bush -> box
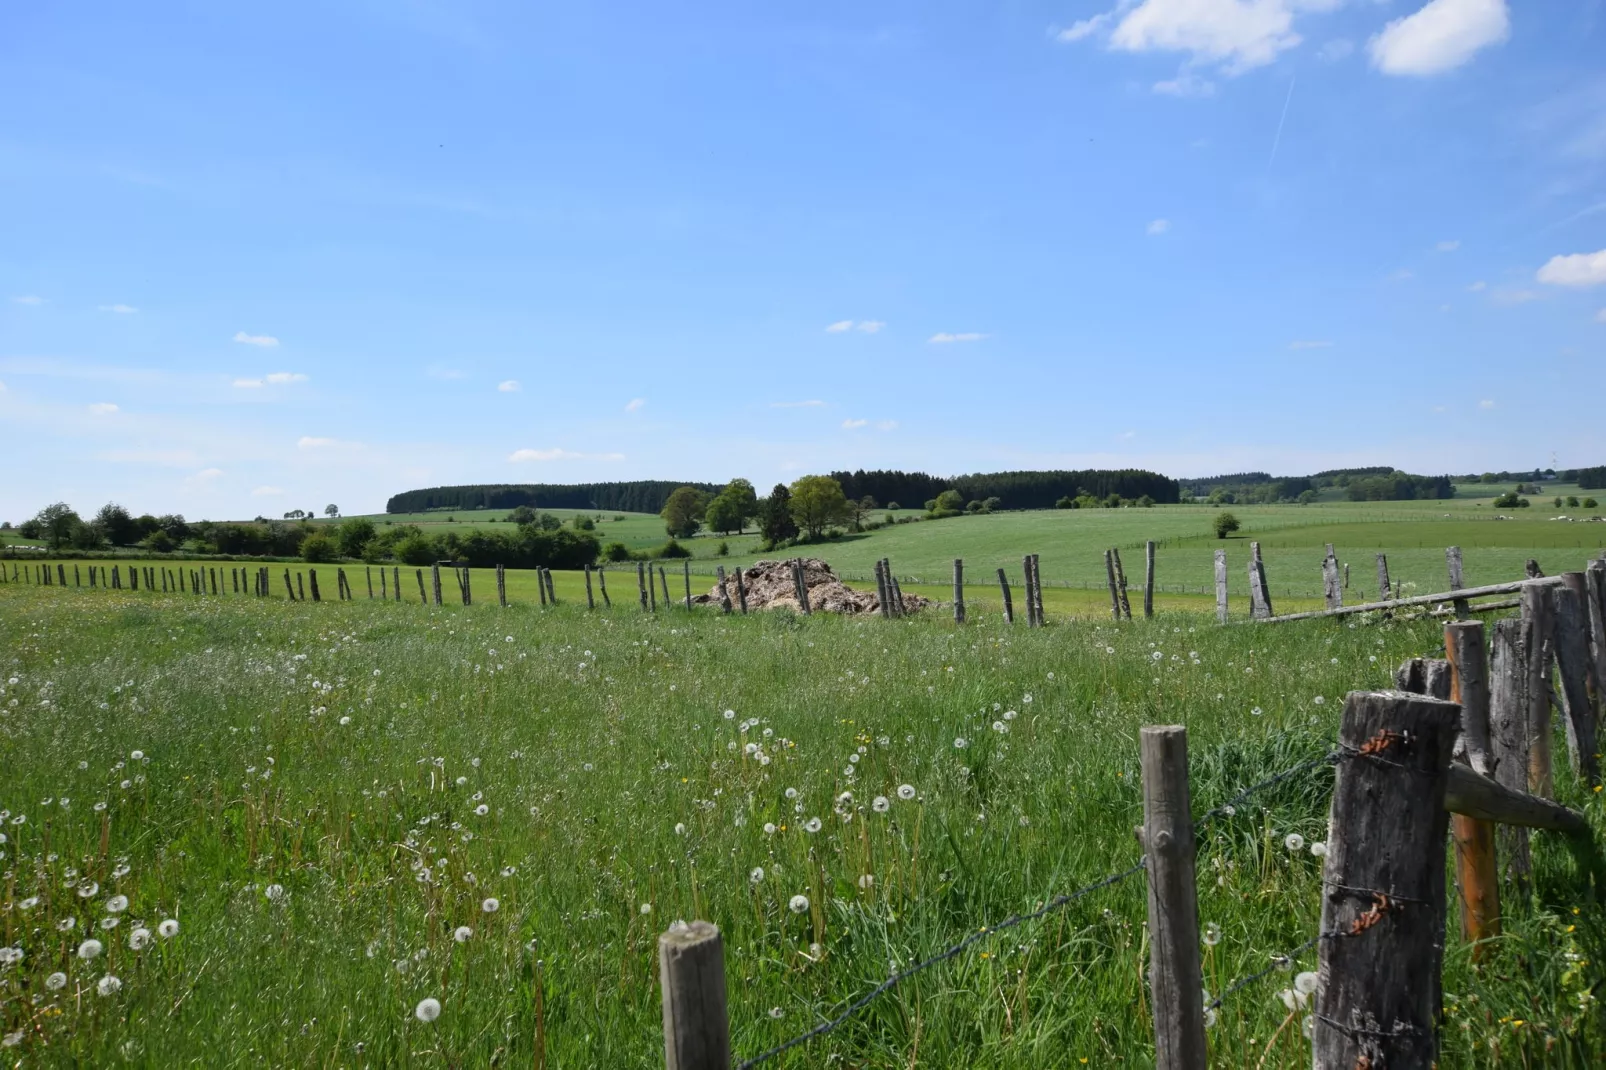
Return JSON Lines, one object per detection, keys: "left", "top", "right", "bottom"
{"left": 1492, "top": 492, "right": 1531, "bottom": 509}
{"left": 141, "top": 530, "right": 174, "bottom": 553}
{"left": 885, "top": 502, "right": 900, "bottom": 511}
{"left": 1056, "top": 496, "right": 1076, "bottom": 509}
{"left": 395, "top": 533, "right": 436, "bottom": 565}
{"left": 300, "top": 532, "right": 339, "bottom": 563}
{"left": 657, "top": 539, "right": 692, "bottom": 559}
{"left": 1213, "top": 512, "right": 1241, "bottom": 539}
{"left": 1566, "top": 496, "right": 1579, "bottom": 508}
{"left": 1584, "top": 498, "right": 1598, "bottom": 509}
{"left": 604, "top": 541, "right": 633, "bottom": 562}
{"left": 573, "top": 515, "right": 595, "bottom": 531}
{"left": 716, "top": 541, "right": 729, "bottom": 556}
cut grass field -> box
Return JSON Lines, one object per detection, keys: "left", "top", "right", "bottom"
{"left": 1, "top": 580, "right": 1603, "bottom": 1066}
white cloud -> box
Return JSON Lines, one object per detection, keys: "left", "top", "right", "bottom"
{"left": 234, "top": 331, "right": 279, "bottom": 347}
{"left": 1488, "top": 288, "right": 1541, "bottom": 306}
{"left": 251, "top": 485, "right": 285, "bottom": 496}
{"left": 1289, "top": 340, "right": 1334, "bottom": 350}
{"left": 99, "top": 449, "right": 198, "bottom": 466}
{"left": 1147, "top": 218, "right": 1171, "bottom": 235}
{"left": 1435, "top": 240, "right": 1460, "bottom": 252}
{"left": 771, "top": 399, "right": 826, "bottom": 408}
{"left": 856, "top": 320, "right": 886, "bottom": 334}
{"left": 1537, "top": 249, "right": 1606, "bottom": 287}
{"left": 1387, "top": 268, "right": 1415, "bottom": 282}
{"left": 89, "top": 402, "right": 119, "bottom": 414}
{"left": 929, "top": 332, "right": 987, "bottom": 343}
{"left": 98, "top": 304, "right": 138, "bottom": 314}
{"left": 842, "top": 418, "right": 869, "bottom": 429}
{"left": 1369, "top": 0, "right": 1509, "bottom": 77}
{"left": 11, "top": 295, "right": 43, "bottom": 306}
{"left": 1479, "top": 399, "right": 1496, "bottom": 409}
{"left": 297, "top": 436, "right": 341, "bottom": 449}
{"left": 624, "top": 397, "right": 646, "bottom": 412}
{"left": 233, "top": 378, "right": 264, "bottom": 388}
{"left": 1467, "top": 280, "right": 1486, "bottom": 291}
{"left": 497, "top": 379, "right": 521, "bottom": 392}
{"left": 508, "top": 447, "right": 625, "bottom": 462}
{"left": 1108, "top": 0, "right": 1310, "bottom": 74}
{"left": 824, "top": 320, "right": 854, "bottom": 333}
{"left": 876, "top": 420, "right": 898, "bottom": 431}
{"left": 425, "top": 364, "right": 465, "bottom": 380}
{"left": 185, "top": 467, "right": 225, "bottom": 486}
{"left": 1056, "top": 11, "right": 1115, "bottom": 42}
{"left": 826, "top": 320, "right": 885, "bottom": 333}
{"left": 265, "top": 371, "right": 308, "bottom": 384}
{"left": 1317, "top": 38, "right": 1353, "bottom": 62}
{"left": 1153, "top": 73, "right": 1216, "bottom": 97}
{"left": 0, "top": 379, "right": 6, "bottom": 391}
{"left": 1596, "top": 308, "right": 1606, "bottom": 323}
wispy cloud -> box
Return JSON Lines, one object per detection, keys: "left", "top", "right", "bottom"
{"left": 929, "top": 332, "right": 987, "bottom": 344}
{"left": 233, "top": 378, "right": 264, "bottom": 389}
{"left": 771, "top": 400, "right": 826, "bottom": 408}
{"left": 508, "top": 447, "right": 625, "bottom": 462}
{"left": 234, "top": 331, "right": 279, "bottom": 347}
{"left": 89, "top": 402, "right": 119, "bottom": 414}
{"left": 251, "top": 485, "right": 285, "bottom": 496}
{"left": 297, "top": 435, "right": 359, "bottom": 450}
{"left": 825, "top": 320, "right": 854, "bottom": 333}
{"left": 1057, "top": 0, "right": 1313, "bottom": 83}
{"left": 624, "top": 398, "right": 646, "bottom": 412}
{"left": 265, "top": 371, "right": 307, "bottom": 384}
{"left": 98, "top": 449, "right": 199, "bottom": 466}
{"left": 1537, "top": 249, "right": 1606, "bottom": 287}
{"left": 1489, "top": 288, "right": 1542, "bottom": 306}
{"left": 10, "top": 295, "right": 44, "bottom": 306}
{"left": 1288, "top": 340, "right": 1334, "bottom": 350}
{"left": 497, "top": 379, "right": 521, "bottom": 393}
{"left": 185, "top": 467, "right": 225, "bottom": 487}
{"left": 1467, "top": 280, "right": 1486, "bottom": 292}
{"left": 875, "top": 419, "right": 899, "bottom": 431}
{"left": 1435, "top": 240, "right": 1460, "bottom": 252}
{"left": 98, "top": 303, "right": 138, "bottom": 314}
{"left": 1479, "top": 399, "right": 1496, "bottom": 409}
{"left": 1370, "top": 0, "right": 1510, "bottom": 77}
{"left": 856, "top": 320, "right": 886, "bottom": 334}
{"left": 1596, "top": 308, "right": 1606, "bottom": 323}
{"left": 1153, "top": 73, "right": 1215, "bottom": 97}
{"left": 425, "top": 364, "right": 465, "bottom": 380}
{"left": 826, "top": 320, "right": 886, "bottom": 333}
{"left": 842, "top": 418, "right": 868, "bottom": 429}
{"left": 1146, "top": 218, "right": 1171, "bottom": 235}
{"left": 1387, "top": 268, "right": 1415, "bottom": 282}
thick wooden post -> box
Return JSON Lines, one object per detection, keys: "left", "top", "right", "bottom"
{"left": 1552, "top": 585, "right": 1599, "bottom": 784}
{"left": 1143, "top": 540, "right": 1156, "bottom": 619}
{"left": 1321, "top": 544, "right": 1342, "bottom": 610}
{"left": 393, "top": 566, "right": 401, "bottom": 602}
{"left": 732, "top": 564, "right": 746, "bottom": 614}
{"left": 538, "top": 567, "right": 549, "bottom": 605}
{"left": 659, "top": 565, "right": 670, "bottom": 609}
{"left": 795, "top": 560, "right": 811, "bottom": 615}
{"left": 1031, "top": 554, "right": 1045, "bottom": 625}
{"left": 1447, "top": 546, "right": 1469, "bottom": 618}
{"left": 715, "top": 566, "right": 731, "bottom": 613}
{"left": 431, "top": 564, "right": 442, "bottom": 606}
{"left": 416, "top": 569, "right": 427, "bottom": 604}
{"left": 874, "top": 559, "right": 890, "bottom": 617}
{"left": 1444, "top": 621, "right": 1499, "bottom": 955}
{"left": 497, "top": 564, "right": 507, "bottom": 607}
{"left": 1375, "top": 553, "right": 1391, "bottom": 608}
{"left": 584, "top": 565, "right": 596, "bottom": 609}
{"left": 1248, "top": 542, "right": 1272, "bottom": 619}
{"left": 74, "top": 564, "right": 81, "bottom": 588}
{"left": 1313, "top": 691, "right": 1458, "bottom": 1070}
{"left": 461, "top": 564, "right": 472, "bottom": 606}
{"left": 1112, "top": 549, "right": 1132, "bottom": 621}
{"left": 283, "top": 570, "right": 295, "bottom": 600}
{"left": 1104, "top": 550, "right": 1121, "bottom": 621}
{"left": 1213, "top": 549, "right": 1228, "bottom": 624}
{"left": 598, "top": 565, "right": 611, "bottom": 607}
{"left": 1561, "top": 571, "right": 1600, "bottom": 702}
{"left": 952, "top": 558, "right": 965, "bottom": 624}
{"left": 1139, "top": 726, "right": 1207, "bottom": 1070}
{"left": 1520, "top": 583, "right": 1555, "bottom": 796}
{"left": 1489, "top": 618, "right": 1532, "bottom": 881}
{"left": 638, "top": 562, "right": 649, "bottom": 610}
{"left": 997, "top": 567, "right": 1013, "bottom": 624}
{"left": 296, "top": 573, "right": 305, "bottom": 601}
{"left": 309, "top": 570, "right": 321, "bottom": 602}
{"left": 890, "top": 573, "right": 906, "bottom": 616}
{"left": 658, "top": 921, "right": 730, "bottom": 1070}
{"left": 1586, "top": 562, "right": 1606, "bottom": 703}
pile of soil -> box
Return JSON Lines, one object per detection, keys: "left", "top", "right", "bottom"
{"left": 694, "top": 558, "right": 930, "bottom": 614}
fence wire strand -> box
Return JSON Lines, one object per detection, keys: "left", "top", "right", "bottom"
{"left": 736, "top": 746, "right": 1339, "bottom": 1067}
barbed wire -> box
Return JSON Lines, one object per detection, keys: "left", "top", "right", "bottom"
{"left": 738, "top": 746, "right": 1341, "bottom": 1067}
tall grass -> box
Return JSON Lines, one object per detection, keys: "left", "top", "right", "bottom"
{"left": 0, "top": 586, "right": 1600, "bottom": 1066}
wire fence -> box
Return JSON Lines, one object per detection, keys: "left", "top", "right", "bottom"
{"left": 735, "top": 743, "right": 1341, "bottom": 1067}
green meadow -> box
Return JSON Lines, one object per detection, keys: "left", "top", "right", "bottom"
{"left": 1, "top": 572, "right": 1604, "bottom": 1066}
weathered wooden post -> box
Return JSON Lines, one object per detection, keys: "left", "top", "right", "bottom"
{"left": 309, "top": 569, "right": 321, "bottom": 602}
{"left": 952, "top": 558, "right": 965, "bottom": 624}
{"left": 1526, "top": 559, "right": 1544, "bottom": 579}
{"left": 461, "top": 564, "right": 472, "bottom": 606}
{"left": 733, "top": 564, "right": 747, "bottom": 615}
{"left": 683, "top": 560, "right": 692, "bottom": 611}
{"left": 1213, "top": 549, "right": 1228, "bottom": 624}
{"left": 1020, "top": 555, "right": 1036, "bottom": 627}
{"left": 1444, "top": 621, "right": 1499, "bottom": 955}
{"left": 1521, "top": 583, "right": 1554, "bottom": 797}
{"left": 431, "top": 564, "right": 442, "bottom": 606}
{"left": 545, "top": 568, "right": 556, "bottom": 605}
{"left": 715, "top": 566, "right": 732, "bottom": 613}
{"left": 874, "top": 559, "right": 890, "bottom": 617}
{"left": 74, "top": 564, "right": 80, "bottom": 588}
{"left": 597, "top": 565, "right": 611, "bottom": 607}
{"left": 1248, "top": 542, "right": 1272, "bottom": 619}
{"left": 296, "top": 573, "right": 306, "bottom": 601}
{"left": 1144, "top": 540, "right": 1156, "bottom": 619}
{"left": 283, "top": 569, "right": 295, "bottom": 600}
{"left": 1313, "top": 690, "right": 1458, "bottom": 1070}
{"left": 1139, "top": 725, "right": 1207, "bottom": 1070}
{"left": 1560, "top": 571, "right": 1600, "bottom": 702}
{"left": 658, "top": 920, "right": 730, "bottom": 1070}
{"left": 584, "top": 565, "right": 596, "bottom": 609}
{"left": 1104, "top": 550, "right": 1121, "bottom": 621}
{"left": 1032, "top": 554, "right": 1045, "bottom": 625}
{"left": 1343, "top": 562, "right": 1349, "bottom": 589}
{"left": 1113, "top": 549, "right": 1132, "bottom": 621}
{"left": 890, "top": 572, "right": 906, "bottom": 617}
{"left": 1322, "top": 544, "right": 1342, "bottom": 610}
{"left": 416, "top": 569, "right": 427, "bottom": 604}
{"left": 1489, "top": 618, "right": 1532, "bottom": 881}
{"left": 393, "top": 566, "right": 401, "bottom": 602}
{"left": 1447, "top": 546, "right": 1469, "bottom": 618}
{"left": 1587, "top": 561, "right": 1606, "bottom": 698}
{"left": 795, "top": 560, "right": 811, "bottom": 615}
{"left": 497, "top": 564, "right": 507, "bottom": 607}
{"left": 1552, "top": 585, "right": 1599, "bottom": 784}
{"left": 538, "top": 567, "right": 549, "bottom": 606}
{"left": 367, "top": 567, "right": 374, "bottom": 599}
{"left": 659, "top": 565, "right": 670, "bottom": 609}
{"left": 997, "top": 567, "right": 1013, "bottom": 624}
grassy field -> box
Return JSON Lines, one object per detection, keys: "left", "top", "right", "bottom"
{"left": 1, "top": 580, "right": 1602, "bottom": 1066}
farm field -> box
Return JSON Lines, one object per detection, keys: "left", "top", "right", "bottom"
{"left": 1, "top": 581, "right": 1603, "bottom": 1066}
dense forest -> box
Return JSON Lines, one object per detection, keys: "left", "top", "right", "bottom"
{"left": 831, "top": 469, "right": 1181, "bottom": 509}
{"left": 385, "top": 482, "right": 720, "bottom": 515}
{"left": 1184, "top": 467, "right": 1454, "bottom": 504}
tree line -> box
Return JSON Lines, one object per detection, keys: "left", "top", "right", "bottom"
{"left": 385, "top": 481, "right": 721, "bottom": 515}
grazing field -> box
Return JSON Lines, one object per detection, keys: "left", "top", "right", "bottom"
{"left": 1, "top": 582, "right": 1602, "bottom": 1066}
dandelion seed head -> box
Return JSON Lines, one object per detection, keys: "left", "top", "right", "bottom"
{"left": 414, "top": 997, "right": 441, "bottom": 1023}
{"left": 788, "top": 894, "right": 810, "bottom": 914}
{"left": 97, "top": 975, "right": 122, "bottom": 997}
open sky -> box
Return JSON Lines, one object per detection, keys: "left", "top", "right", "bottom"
{"left": 3, "top": 0, "right": 1604, "bottom": 520}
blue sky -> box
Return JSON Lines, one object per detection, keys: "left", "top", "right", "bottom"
{"left": 3, "top": 0, "right": 1604, "bottom": 520}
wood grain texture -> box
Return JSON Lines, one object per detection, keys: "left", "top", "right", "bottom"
{"left": 658, "top": 921, "right": 731, "bottom": 1070}
{"left": 1140, "top": 726, "right": 1207, "bottom": 1070}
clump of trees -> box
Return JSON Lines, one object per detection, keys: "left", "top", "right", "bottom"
{"left": 704, "top": 479, "right": 757, "bottom": 535}
{"left": 1213, "top": 512, "right": 1241, "bottom": 539}
{"left": 1491, "top": 491, "right": 1531, "bottom": 509}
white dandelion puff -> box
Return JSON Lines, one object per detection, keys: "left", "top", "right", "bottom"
{"left": 639, "top": 903, "right": 652, "bottom": 914}
{"left": 481, "top": 897, "right": 499, "bottom": 913}
{"left": 1294, "top": 971, "right": 1319, "bottom": 996}
{"left": 749, "top": 867, "right": 765, "bottom": 883}
{"left": 897, "top": 784, "right": 916, "bottom": 801}
{"left": 872, "top": 796, "right": 890, "bottom": 813}
{"left": 78, "top": 939, "right": 103, "bottom": 960}
{"left": 1284, "top": 833, "right": 1305, "bottom": 853}
{"left": 264, "top": 884, "right": 285, "bottom": 902}
{"left": 45, "top": 971, "right": 67, "bottom": 990}
{"left": 128, "top": 927, "right": 151, "bottom": 951}
{"left": 414, "top": 997, "right": 441, "bottom": 1023}
{"left": 803, "top": 817, "right": 822, "bottom": 833}
{"left": 105, "top": 894, "right": 128, "bottom": 913}
{"left": 1310, "top": 841, "right": 1328, "bottom": 858}
{"left": 788, "top": 894, "right": 810, "bottom": 914}
{"left": 158, "top": 919, "right": 179, "bottom": 938}
{"left": 97, "top": 974, "right": 122, "bottom": 996}
{"left": 453, "top": 926, "right": 472, "bottom": 943}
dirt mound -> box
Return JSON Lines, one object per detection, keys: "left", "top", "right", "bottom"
{"left": 695, "top": 558, "right": 930, "bottom": 614}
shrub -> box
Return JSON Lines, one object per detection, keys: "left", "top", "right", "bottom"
{"left": 572, "top": 515, "right": 595, "bottom": 531}
{"left": 141, "top": 530, "right": 175, "bottom": 553}
{"left": 300, "top": 532, "right": 339, "bottom": 563}
{"left": 1566, "top": 496, "right": 1579, "bottom": 508}
{"left": 1056, "top": 496, "right": 1076, "bottom": 509}
{"left": 604, "top": 541, "right": 632, "bottom": 562}
{"left": 885, "top": 501, "right": 900, "bottom": 511}
{"left": 716, "top": 541, "right": 729, "bottom": 556}
{"left": 1213, "top": 512, "right": 1241, "bottom": 539}
{"left": 1583, "top": 497, "right": 1598, "bottom": 509}
{"left": 395, "top": 533, "right": 436, "bottom": 565}
{"left": 657, "top": 539, "right": 692, "bottom": 559}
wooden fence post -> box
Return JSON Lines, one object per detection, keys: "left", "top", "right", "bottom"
{"left": 309, "top": 570, "right": 321, "bottom": 602}
{"left": 416, "top": 569, "right": 427, "bottom": 605}
{"left": 795, "top": 560, "right": 811, "bottom": 615}
{"left": 598, "top": 565, "right": 611, "bottom": 607}
{"left": 874, "top": 559, "right": 890, "bottom": 617}
{"left": 461, "top": 564, "right": 472, "bottom": 606}
{"left": 1552, "top": 585, "right": 1599, "bottom": 784}
{"left": 733, "top": 564, "right": 747, "bottom": 615}
{"left": 1489, "top": 618, "right": 1532, "bottom": 881}
{"left": 1144, "top": 540, "right": 1156, "bottom": 619}
{"left": 393, "top": 566, "right": 401, "bottom": 602}
{"left": 1375, "top": 553, "right": 1392, "bottom": 612}
{"left": 659, "top": 566, "right": 670, "bottom": 610}
{"left": 952, "top": 558, "right": 965, "bottom": 624}
{"left": 890, "top": 572, "right": 906, "bottom": 617}
{"left": 684, "top": 560, "right": 692, "bottom": 611}
{"left": 638, "top": 562, "right": 649, "bottom": 610}
{"left": 1139, "top": 725, "right": 1207, "bottom": 1070}
{"left": 997, "top": 567, "right": 1013, "bottom": 624}
{"left": 431, "top": 564, "right": 442, "bottom": 606}
{"left": 1213, "top": 549, "right": 1228, "bottom": 624}
{"left": 1587, "top": 562, "right": 1606, "bottom": 700}
{"left": 1020, "top": 555, "right": 1035, "bottom": 627}
{"left": 283, "top": 570, "right": 295, "bottom": 600}
{"left": 1113, "top": 549, "right": 1132, "bottom": 621}
{"left": 715, "top": 566, "right": 732, "bottom": 613}
{"left": 1248, "top": 542, "right": 1272, "bottom": 620}
{"left": 296, "top": 573, "right": 306, "bottom": 601}
{"left": 585, "top": 565, "right": 596, "bottom": 609}
{"left": 538, "top": 567, "right": 549, "bottom": 606}
{"left": 1313, "top": 690, "right": 1458, "bottom": 1070}
{"left": 1104, "top": 550, "right": 1121, "bottom": 621}
{"left": 1322, "top": 544, "right": 1342, "bottom": 610}
{"left": 497, "top": 564, "right": 507, "bottom": 607}
{"left": 1561, "top": 571, "right": 1600, "bottom": 703}
{"left": 1444, "top": 621, "right": 1499, "bottom": 955}
{"left": 1447, "top": 546, "right": 1469, "bottom": 618}
{"left": 658, "top": 920, "right": 730, "bottom": 1070}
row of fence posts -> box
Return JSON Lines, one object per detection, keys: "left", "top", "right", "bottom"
{"left": 653, "top": 602, "right": 1599, "bottom": 1069}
